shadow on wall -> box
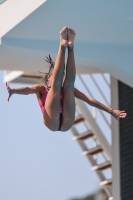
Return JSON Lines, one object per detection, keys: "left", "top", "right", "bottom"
{"left": 69, "top": 189, "right": 108, "bottom": 200}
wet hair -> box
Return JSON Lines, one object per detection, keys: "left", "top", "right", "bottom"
{"left": 38, "top": 55, "right": 54, "bottom": 87}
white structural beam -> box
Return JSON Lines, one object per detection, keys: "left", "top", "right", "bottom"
{"left": 0, "top": 0, "right": 47, "bottom": 38}
{"left": 3, "top": 71, "right": 24, "bottom": 83}
{"left": 0, "top": 44, "right": 133, "bottom": 88}
{"left": 76, "top": 60, "right": 133, "bottom": 89}
{"left": 75, "top": 99, "right": 112, "bottom": 160}
{"left": 111, "top": 76, "right": 121, "bottom": 200}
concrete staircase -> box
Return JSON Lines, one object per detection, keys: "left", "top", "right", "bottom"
{"left": 71, "top": 103, "right": 113, "bottom": 200}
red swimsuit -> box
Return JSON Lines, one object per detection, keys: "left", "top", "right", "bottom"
{"left": 38, "top": 86, "right": 63, "bottom": 131}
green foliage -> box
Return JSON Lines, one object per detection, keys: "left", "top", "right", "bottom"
{"left": 70, "top": 193, "right": 95, "bottom": 200}
{"left": 69, "top": 189, "right": 108, "bottom": 200}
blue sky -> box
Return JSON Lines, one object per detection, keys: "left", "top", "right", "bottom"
{"left": 0, "top": 71, "right": 101, "bottom": 200}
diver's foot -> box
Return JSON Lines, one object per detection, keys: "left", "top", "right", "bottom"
{"left": 60, "top": 26, "right": 68, "bottom": 48}
{"left": 67, "top": 27, "right": 76, "bottom": 48}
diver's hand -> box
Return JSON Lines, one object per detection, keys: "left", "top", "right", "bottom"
{"left": 6, "top": 82, "right": 14, "bottom": 102}
{"left": 111, "top": 109, "right": 127, "bottom": 120}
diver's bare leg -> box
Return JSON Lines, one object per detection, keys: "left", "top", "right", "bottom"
{"left": 61, "top": 28, "right": 76, "bottom": 132}
{"left": 44, "top": 26, "right": 68, "bottom": 131}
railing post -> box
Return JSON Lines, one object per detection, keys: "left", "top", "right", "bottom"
{"left": 111, "top": 76, "right": 121, "bottom": 200}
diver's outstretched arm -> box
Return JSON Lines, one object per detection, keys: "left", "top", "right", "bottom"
{"left": 6, "top": 82, "right": 43, "bottom": 101}
{"left": 74, "top": 87, "right": 127, "bottom": 120}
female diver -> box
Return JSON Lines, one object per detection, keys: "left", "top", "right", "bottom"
{"left": 6, "top": 26, "right": 127, "bottom": 132}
